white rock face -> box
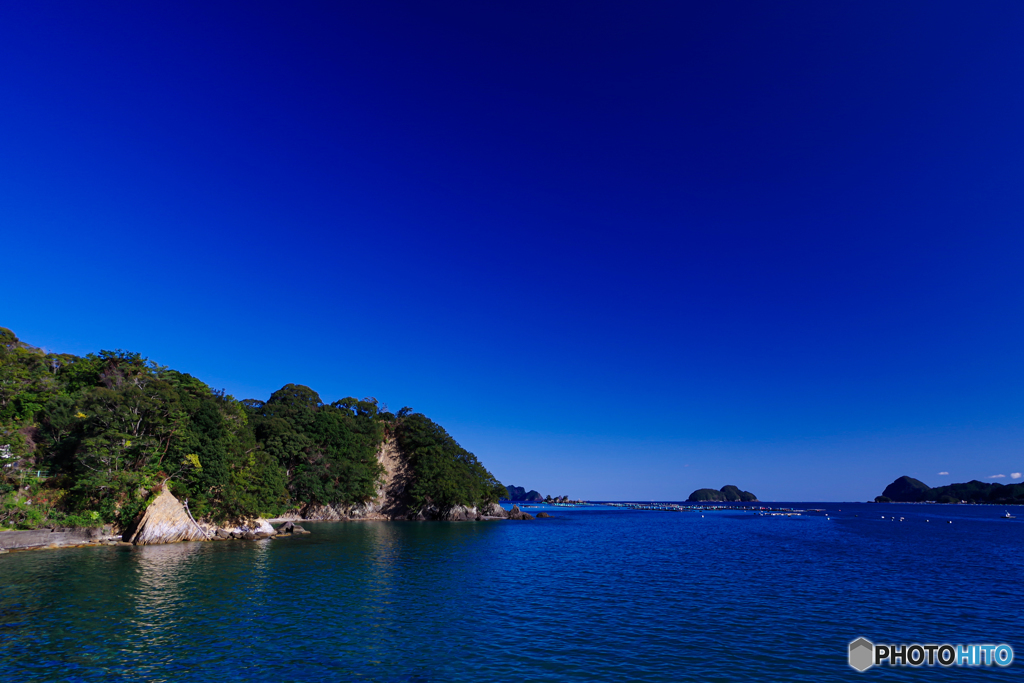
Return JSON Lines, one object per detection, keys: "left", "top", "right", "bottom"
{"left": 480, "top": 502, "right": 508, "bottom": 518}
{"left": 222, "top": 518, "right": 277, "bottom": 538}
{"left": 123, "top": 487, "right": 208, "bottom": 545}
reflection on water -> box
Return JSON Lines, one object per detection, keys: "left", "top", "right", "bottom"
{"left": 0, "top": 508, "right": 1022, "bottom": 682}
{"left": 127, "top": 542, "right": 205, "bottom": 671}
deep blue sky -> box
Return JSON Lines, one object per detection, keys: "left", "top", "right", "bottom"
{"left": 3, "top": 2, "right": 1023, "bottom": 500}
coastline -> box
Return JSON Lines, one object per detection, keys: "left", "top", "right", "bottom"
{"left": 0, "top": 500, "right": 531, "bottom": 555}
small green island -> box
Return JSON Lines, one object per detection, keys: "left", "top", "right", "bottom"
{"left": 876, "top": 475, "right": 1024, "bottom": 504}
{"left": 0, "top": 327, "right": 519, "bottom": 551}
{"left": 687, "top": 485, "right": 758, "bottom": 502}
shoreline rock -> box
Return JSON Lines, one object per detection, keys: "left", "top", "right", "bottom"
{"left": 507, "top": 505, "right": 534, "bottom": 520}
{"left": 0, "top": 526, "right": 111, "bottom": 552}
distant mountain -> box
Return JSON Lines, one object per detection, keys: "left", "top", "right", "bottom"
{"left": 687, "top": 485, "right": 757, "bottom": 502}
{"left": 502, "top": 485, "right": 543, "bottom": 502}
{"left": 878, "top": 476, "right": 1024, "bottom": 504}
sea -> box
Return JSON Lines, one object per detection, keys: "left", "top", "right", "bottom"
{"left": 0, "top": 502, "right": 1020, "bottom": 682}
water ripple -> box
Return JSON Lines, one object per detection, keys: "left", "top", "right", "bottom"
{"left": 0, "top": 504, "right": 1021, "bottom": 681}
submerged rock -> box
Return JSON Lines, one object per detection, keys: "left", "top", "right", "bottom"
{"left": 122, "top": 487, "right": 209, "bottom": 545}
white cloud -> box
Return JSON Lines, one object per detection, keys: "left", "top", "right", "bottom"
{"left": 988, "top": 474, "right": 1006, "bottom": 479}
{"left": 1011, "top": 473, "right": 1022, "bottom": 480}
{"left": 937, "top": 471, "right": 949, "bottom": 475}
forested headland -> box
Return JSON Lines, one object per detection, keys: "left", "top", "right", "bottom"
{"left": 0, "top": 328, "right": 506, "bottom": 530}
{"left": 876, "top": 475, "right": 1024, "bottom": 504}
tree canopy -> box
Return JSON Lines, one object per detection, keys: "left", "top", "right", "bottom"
{"left": 395, "top": 413, "right": 506, "bottom": 513}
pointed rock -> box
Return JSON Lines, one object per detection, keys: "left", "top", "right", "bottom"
{"left": 507, "top": 505, "right": 534, "bottom": 520}
{"left": 122, "top": 486, "right": 208, "bottom": 545}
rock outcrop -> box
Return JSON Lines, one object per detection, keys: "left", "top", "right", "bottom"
{"left": 376, "top": 436, "right": 416, "bottom": 517}
{"left": 440, "top": 505, "right": 473, "bottom": 521}
{"left": 222, "top": 518, "right": 277, "bottom": 539}
{"left": 0, "top": 527, "right": 107, "bottom": 551}
{"left": 122, "top": 486, "right": 209, "bottom": 545}
{"left": 479, "top": 502, "right": 508, "bottom": 519}
{"left": 293, "top": 500, "right": 392, "bottom": 521}
{"left": 507, "top": 505, "right": 534, "bottom": 520}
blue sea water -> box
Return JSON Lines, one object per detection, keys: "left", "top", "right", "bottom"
{"left": 0, "top": 503, "right": 1021, "bottom": 682}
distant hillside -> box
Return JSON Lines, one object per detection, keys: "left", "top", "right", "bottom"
{"left": 687, "top": 485, "right": 757, "bottom": 502}
{"left": 877, "top": 475, "right": 1024, "bottom": 504}
{"left": 502, "top": 485, "right": 543, "bottom": 502}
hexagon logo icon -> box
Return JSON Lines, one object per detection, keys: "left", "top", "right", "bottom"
{"left": 849, "top": 638, "right": 874, "bottom": 672}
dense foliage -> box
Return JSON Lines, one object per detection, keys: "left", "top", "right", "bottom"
{"left": 0, "top": 328, "right": 502, "bottom": 529}
{"left": 395, "top": 412, "right": 506, "bottom": 513}
{"left": 243, "top": 385, "right": 383, "bottom": 509}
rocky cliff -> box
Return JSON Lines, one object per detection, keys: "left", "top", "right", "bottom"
{"left": 280, "top": 436, "right": 509, "bottom": 522}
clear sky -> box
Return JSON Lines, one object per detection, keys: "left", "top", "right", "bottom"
{"left": 2, "top": 2, "right": 1022, "bottom": 501}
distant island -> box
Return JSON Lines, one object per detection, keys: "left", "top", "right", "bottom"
{"left": 687, "top": 485, "right": 758, "bottom": 502}
{"left": 502, "top": 485, "right": 543, "bottom": 502}
{"left": 499, "top": 486, "right": 585, "bottom": 505}
{"left": 876, "top": 475, "right": 1024, "bottom": 504}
